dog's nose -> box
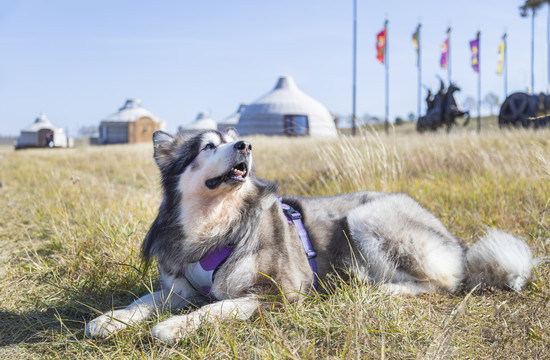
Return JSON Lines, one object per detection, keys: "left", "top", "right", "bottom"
{"left": 234, "top": 141, "right": 252, "bottom": 155}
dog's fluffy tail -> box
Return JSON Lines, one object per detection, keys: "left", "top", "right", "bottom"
{"left": 464, "top": 229, "right": 542, "bottom": 292}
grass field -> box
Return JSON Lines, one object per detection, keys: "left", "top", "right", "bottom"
{"left": 0, "top": 118, "right": 549, "bottom": 359}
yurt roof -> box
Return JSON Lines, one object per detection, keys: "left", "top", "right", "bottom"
{"left": 184, "top": 112, "right": 218, "bottom": 130}
{"left": 22, "top": 112, "right": 57, "bottom": 132}
{"left": 241, "top": 77, "right": 330, "bottom": 117}
{"left": 237, "top": 76, "right": 337, "bottom": 136}
{"left": 104, "top": 99, "right": 160, "bottom": 122}
{"left": 219, "top": 104, "right": 247, "bottom": 126}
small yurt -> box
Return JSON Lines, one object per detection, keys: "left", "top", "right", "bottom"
{"left": 15, "top": 112, "right": 73, "bottom": 149}
{"left": 236, "top": 76, "right": 338, "bottom": 137}
{"left": 179, "top": 112, "right": 218, "bottom": 133}
{"left": 218, "top": 104, "right": 247, "bottom": 132}
{"left": 99, "top": 99, "right": 164, "bottom": 144}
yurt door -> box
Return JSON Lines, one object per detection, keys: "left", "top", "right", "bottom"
{"left": 38, "top": 129, "right": 54, "bottom": 147}
{"left": 284, "top": 115, "right": 309, "bottom": 136}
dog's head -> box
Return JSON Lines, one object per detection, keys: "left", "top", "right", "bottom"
{"left": 152, "top": 128, "right": 254, "bottom": 200}
{"left": 143, "top": 128, "right": 277, "bottom": 264}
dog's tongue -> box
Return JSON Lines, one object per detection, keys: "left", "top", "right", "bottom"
{"left": 230, "top": 168, "right": 245, "bottom": 181}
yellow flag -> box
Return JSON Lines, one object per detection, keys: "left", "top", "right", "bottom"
{"left": 497, "top": 42, "right": 505, "bottom": 75}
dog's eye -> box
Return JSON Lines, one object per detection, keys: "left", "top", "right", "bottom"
{"left": 203, "top": 143, "right": 216, "bottom": 151}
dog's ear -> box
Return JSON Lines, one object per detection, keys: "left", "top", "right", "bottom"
{"left": 153, "top": 131, "right": 175, "bottom": 168}
{"left": 224, "top": 127, "right": 239, "bottom": 142}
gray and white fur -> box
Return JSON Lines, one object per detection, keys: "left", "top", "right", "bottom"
{"left": 86, "top": 129, "right": 539, "bottom": 342}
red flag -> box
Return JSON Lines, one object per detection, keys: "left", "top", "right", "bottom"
{"left": 376, "top": 28, "right": 386, "bottom": 64}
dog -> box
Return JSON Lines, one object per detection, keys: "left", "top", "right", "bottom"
{"left": 86, "top": 128, "right": 539, "bottom": 342}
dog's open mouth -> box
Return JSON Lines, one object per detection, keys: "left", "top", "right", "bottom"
{"left": 205, "top": 162, "right": 248, "bottom": 189}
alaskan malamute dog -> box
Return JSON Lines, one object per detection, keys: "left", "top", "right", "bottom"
{"left": 86, "top": 129, "right": 538, "bottom": 342}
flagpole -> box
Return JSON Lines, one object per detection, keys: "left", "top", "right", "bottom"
{"left": 448, "top": 27, "right": 452, "bottom": 84}
{"left": 417, "top": 23, "right": 422, "bottom": 122}
{"left": 504, "top": 33, "right": 508, "bottom": 98}
{"left": 531, "top": 9, "right": 535, "bottom": 92}
{"left": 384, "top": 19, "right": 389, "bottom": 134}
{"left": 477, "top": 31, "right": 481, "bottom": 133}
{"left": 351, "top": 0, "right": 357, "bottom": 135}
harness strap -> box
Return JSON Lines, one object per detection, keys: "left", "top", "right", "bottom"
{"left": 280, "top": 199, "right": 319, "bottom": 290}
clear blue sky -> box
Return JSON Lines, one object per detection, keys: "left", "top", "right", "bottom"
{"left": 0, "top": 0, "right": 548, "bottom": 136}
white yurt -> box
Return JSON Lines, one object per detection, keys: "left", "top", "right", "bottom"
{"left": 15, "top": 112, "right": 73, "bottom": 149}
{"left": 236, "top": 76, "right": 338, "bottom": 137}
{"left": 218, "top": 104, "right": 247, "bottom": 132}
{"left": 179, "top": 112, "right": 218, "bottom": 133}
{"left": 99, "top": 99, "right": 165, "bottom": 144}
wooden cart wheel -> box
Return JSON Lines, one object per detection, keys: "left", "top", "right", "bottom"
{"left": 498, "top": 92, "right": 536, "bottom": 128}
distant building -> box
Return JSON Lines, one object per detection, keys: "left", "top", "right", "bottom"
{"left": 98, "top": 99, "right": 164, "bottom": 144}
{"left": 0, "top": 136, "right": 17, "bottom": 146}
{"left": 218, "top": 104, "right": 247, "bottom": 132}
{"left": 178, "top": 112, "right": 218, "bottom": 133}
{"left": 236, "top": 76, "right": 338, "bottom": 137}
{"left": 15, "top": 112, "right": 73, "bottom": 149}
{"left": 335, "top": 114, "right": 380, "bottom": 134}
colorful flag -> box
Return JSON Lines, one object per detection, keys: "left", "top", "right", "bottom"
{"left": 470, "top": 34, "right": 480, "bottom": 73}
{"left": 412, "top": 24, "right": 420, "bottom": 54}
{"left": 497, "top": 34, "right": 506, "bottom": 75}
{"left": 376, "top": 27, "right": 386, "bottom": 64}
{"left": 412, "top": 24, "right": 421, "bottom": 68}
{"left": 440, "top": 36, "right": 449, "bottom": 69}
{"left": 497, "top": 42, "right": 504, "bottom": 74}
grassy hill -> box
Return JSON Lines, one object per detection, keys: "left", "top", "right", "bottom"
{"left": 0, "top": 127, "right": 548, "bottom": 359}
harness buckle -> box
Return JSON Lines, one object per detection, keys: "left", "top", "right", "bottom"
{"left": 306, "top": 250, "right": 317, "bottom": 259}
{"left": 280, "top": 200, "right": 302, "bottom": 220}
{"left": 284, "top": 207, "right": 302, "bottom": 220}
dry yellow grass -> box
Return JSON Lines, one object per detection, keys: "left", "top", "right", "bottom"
{"left": 0, "top": 122, "right": 549, "bottom": 359}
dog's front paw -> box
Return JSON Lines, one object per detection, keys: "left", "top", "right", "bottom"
{"left": 85, "top": 309, "right": 133, "bottom": 338}
{"left": 151, "top": 321, "right": 180, "bottom": 343}
{"left": 151, "top": 315, "right": 199, "bottom": 343}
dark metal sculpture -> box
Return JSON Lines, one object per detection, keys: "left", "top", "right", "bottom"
{"left": 417, "top": 81, "right": 470, "bottom": 133}
{"left": 498, "top": 92, "right": 550, "bottom": 128}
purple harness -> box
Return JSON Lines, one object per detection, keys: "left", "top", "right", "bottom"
{"left": 181, "top": 201, "right": 318, "bottom": 297}
{"left": 279, "top": 200, "right": 319, "bottom": 289}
